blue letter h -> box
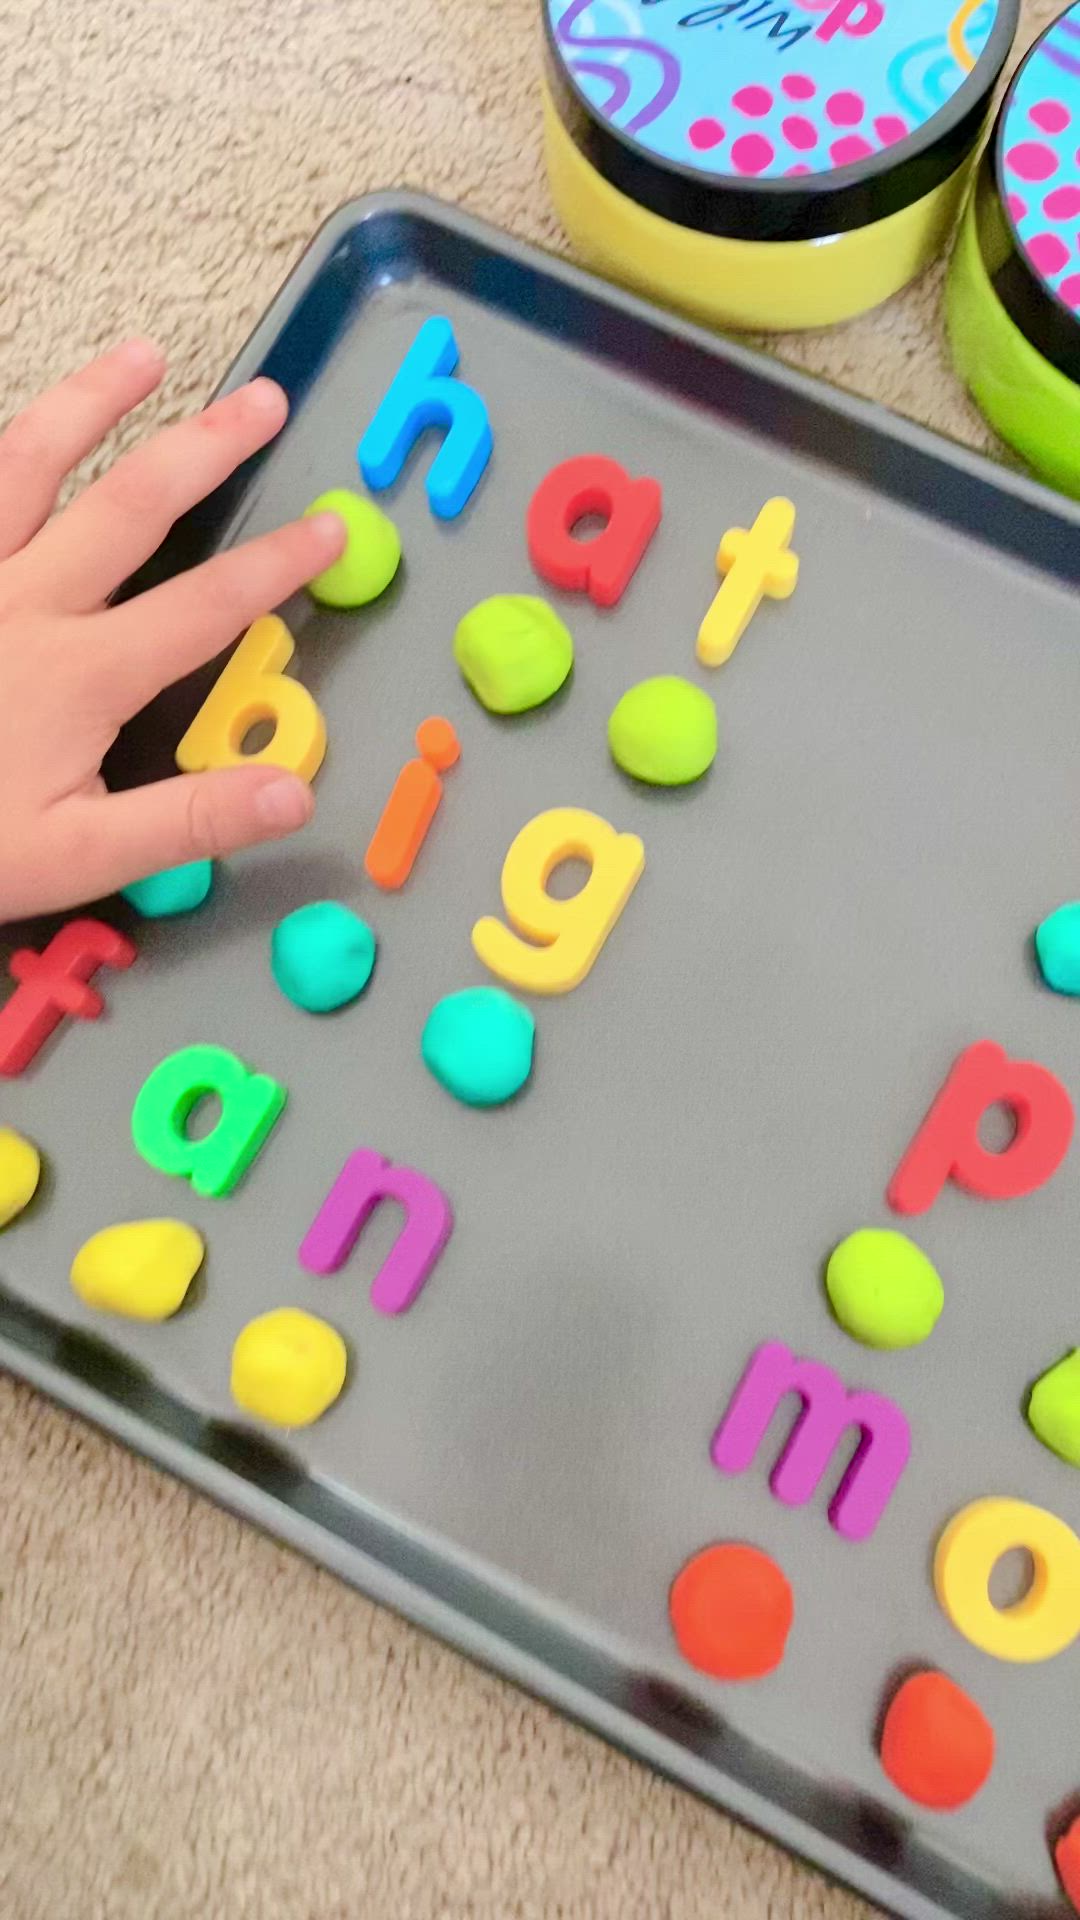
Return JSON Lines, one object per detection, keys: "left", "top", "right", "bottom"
{"left": 358, "top": 317, "right": 493, "bottom": 521}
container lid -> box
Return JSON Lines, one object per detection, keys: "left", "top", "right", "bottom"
{"left": 544, "top": 0, "right": 1018, "bottom": 241}
{"left": 975, "top": 3, "right": 1080, "bottom": 382}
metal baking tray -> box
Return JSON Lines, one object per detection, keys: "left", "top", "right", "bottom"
{"left": 3, "top": 192, "right": 1079, "bottom": 1918}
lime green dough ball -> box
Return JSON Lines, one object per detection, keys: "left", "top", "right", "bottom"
{"left": 826, "top": 1228, "right": 944, "bottom": 1350}
{"left": 304, "top": 489, "right": 401, "bottom": 608}
{"left": 454, "top": 595, "right": 573, "bottom": 714}
{"left": 1028, "top": 1351, "right": 1080, "bottom": 1467}
{"left": 608, "top": 677, "right": 717, "bottom": 787}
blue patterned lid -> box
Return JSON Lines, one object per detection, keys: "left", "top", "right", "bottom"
{"left": 545, "top": 0, "right": 1018, "bottom": 239}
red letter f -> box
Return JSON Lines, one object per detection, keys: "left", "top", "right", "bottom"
{"left": 0, "top": 919, "right": 136, "bottom": 1076}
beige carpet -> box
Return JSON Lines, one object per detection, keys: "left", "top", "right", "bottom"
{"left": 0, "top": 2, "right": 1063, "bottom": 1914}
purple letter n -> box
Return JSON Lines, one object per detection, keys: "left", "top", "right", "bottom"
{"left": 299, "top": 1149, "right": 453, "bottom": 1316}
{"left": 710, "top": 1340, "right": 911, "bottom": 1542}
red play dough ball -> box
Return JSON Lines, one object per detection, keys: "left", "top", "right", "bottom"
{"left": 1056, "top": 1814, "right": 1080, "bottom": 1910}
{"left": 879, "top": 1672, "right": 994, "bottom": 1811}
{"left": 669, "top": 1543, "right": 793, "bottom": 1681}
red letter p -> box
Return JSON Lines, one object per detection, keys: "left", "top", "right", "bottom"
{"left": 887, "top": 1041, "right": 1074, "bottom": 1216}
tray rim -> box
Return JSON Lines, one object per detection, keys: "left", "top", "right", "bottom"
{"left": 4, "top": 187, "right": 1077, "bottom": 1920}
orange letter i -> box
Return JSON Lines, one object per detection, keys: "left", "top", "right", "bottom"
{"left": 364, "top": 717, "right": 461, "bottom": 890}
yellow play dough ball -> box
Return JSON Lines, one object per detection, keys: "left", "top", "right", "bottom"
{"left": 230, "top": 1308, "right": 347, "bottom": 1429}
{"left": 0, "top": 1127, "right": 41, "bottom": 1229}
{"left": 70, "top": 1219, "right": 205, "bottom": 1320}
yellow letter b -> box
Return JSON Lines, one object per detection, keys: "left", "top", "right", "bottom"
{"left": 176, "top": 615, "right": 327, "bottom": 782}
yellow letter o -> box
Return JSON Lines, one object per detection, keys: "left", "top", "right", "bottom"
{"left": 934, "top": 1496, "right": 1080, "bottom": 1662}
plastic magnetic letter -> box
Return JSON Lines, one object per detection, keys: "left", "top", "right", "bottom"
{"left": 934, "top": 1496, "right": 1080, "bottom": 1662}
{"left": 357, "top": 316, "right": 493, "bottom": 521}
{"left": 887, "top": 1040, "right": 1074, "bottom": 1216}
{"left": 132, "top": 1043, "right": 286, "bottom": 1197}
{"left": 364, "top": 717, "right": 460, "bottom": 890}
{"left": 697, "top": 497, "right": 799, "bottom": 668}
{"left": 471, "top": 806, "right": 644, "bottom": 995}
{"left": 175, "top": 615, "right": 326, "bottom": 782}
{"left": 0, "top": 919, "right": 136, "bottom": 1077}
{"left": 526, "top": 455, "right": 662, "bottom": 608}
{"left": 711, "top": 1340, "right": 911, "bottom": 1542}
{"left": 298, "top": 1148, "right": 453, "bottom": 1315}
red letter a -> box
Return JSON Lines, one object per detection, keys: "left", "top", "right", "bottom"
{"left": 527, "top": 455, "right": 661, "bottom": 609}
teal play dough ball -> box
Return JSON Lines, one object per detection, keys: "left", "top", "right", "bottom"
{"left": 304, "top": 488, "right": 401, "bottom": 608}
{"left": 1036, "top": 903, "right": 1080, "bottom": 996}
{"left": 422, "top": 987, "right": 535, "bottom": 1107}
{"left": 608, "top": 676, "right": 717, "bottom": 786}
{"left": 122, "top": 859, "right": 213, "bottom": 918}
{"left": 826, "top": 1228, "right": 944, "bottom": 1350}
{"left": 271, "top": 902, "right": 376, "bottom": 1013}
{"left": 453, "top": 595, "right": 573, "bottom": 714}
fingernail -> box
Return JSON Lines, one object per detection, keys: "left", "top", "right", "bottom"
{"left": 255, "top": 773, "right": 313, "bottom": 833}
{"left": 245, "top": 376, "right": 288, "bottom": 415}
{"left": 306, "top": 510, "right": 347, "bottom": 551}
{"left": 122, "top": 336, "right": 165, "bottom": 371}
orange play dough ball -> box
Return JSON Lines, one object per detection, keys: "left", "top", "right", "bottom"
{"left": 879, "top": 1671, "right": 994, "bottom": 1811}
{"left": 1056, "top": 1814, "right": 1080, "bottom": 1911}
{"left": 668, "top": 1542, "right": 793, "bottom": 1681}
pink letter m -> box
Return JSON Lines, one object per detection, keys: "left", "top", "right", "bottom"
{"left": 710, "top": 1341, "right": 911, "bottom": 1542}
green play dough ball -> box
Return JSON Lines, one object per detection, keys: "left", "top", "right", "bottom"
{"left": 304, "top": 489, "right": 401, "bottom": 608}
{"left": 608, "top": 676, "right": 717, "bottom": 786}
{"left": 1028, "top": 1351, "right": 1080, "bottom": 1466}
{"left": 826, "top": 1229, "right": 944, "bottom": 1350}
{"left": 1035, "top": 903, "right": 1080, "bottom": 997}
{"left": 453, "top": 595, "right": 573, "bottom": 714}
{"left": 421, "top": 987, "right": 535, "bottom": 1107}
{"left": 271, "top": 902, "right": 376, "bottom": 1013}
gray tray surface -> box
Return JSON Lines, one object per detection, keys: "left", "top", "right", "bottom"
{"left": 3, "top": 194, "right": 1080, "bottom": 1919}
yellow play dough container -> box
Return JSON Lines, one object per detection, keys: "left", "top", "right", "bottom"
{"left": 542, "top": 0, "right": 1018, "bottom": 332}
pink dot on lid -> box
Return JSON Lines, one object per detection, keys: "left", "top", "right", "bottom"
{"left": 733, "top": 85, "right": 772, "bottom": 117}
{"left": 689, "top": 117, "right": 725, "bottom": 151}
{"left": 1006, "top": 141, "right": 1059, "bottom": 183}
{"left": 781, "top": 72, "right": 815, "bottom": 101}
{"left": 1026, "top": 231, "right": 1070, "bottom": 276}
{"left": 1005, "top": 192, "right": 1027, "bottom": 222}
{"left": 1059, "top": 272, "right": 1080, "bottom": 308}
{"left": 782, "top": 115, "right": 818, "bottom": 151}
{"left": 1030, "top": 99, "right": 1071, "bottom": 135}
{"left": 786, "top": 164, "right": 812, "bottom": 175}
{"left": 730, "top": 133, "right": 774, "bottom": 175}
{"left": 831, "top": 135, "right": 873, "bottom": 166}
{"left": 1044, "top": 185, "right": 1080, "bottom": 220}
{"left": 827, "top": 90, "right": 865, "bottom": 127}
{"left": 874, "top": 115, "right": 907, "bottom": 146}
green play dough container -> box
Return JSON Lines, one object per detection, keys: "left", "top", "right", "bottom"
{"left": 948, "top": 200, "right": 1080, "bottom": 500}
{"left": 945, "top": 9, "right": 1080, "bottom": 501}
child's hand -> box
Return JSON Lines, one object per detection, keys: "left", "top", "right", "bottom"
{"left": 0, "top": 339, "right": 346, "bottom": 925}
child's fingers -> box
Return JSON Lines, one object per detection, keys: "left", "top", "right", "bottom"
{"left": 54, "top": 765, "right": 315, "bottom": 902}
{"left": 0, "top": 339, "right": 165, "bottom": 562}
{"left": 21, "top": 378, "right": 290, "bottom": 612}
{"left": 95, "top": 511, "right": 345, "bottom": 717}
